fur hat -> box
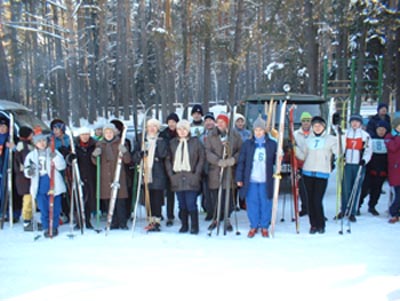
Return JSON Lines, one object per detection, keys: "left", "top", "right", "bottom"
{"left": 349, "top": 114, "right": 363, "bottom": 124}
{"left": 311, "top": 116, "right": 326, "bottom": 127}
{"left": 0, "top": 117, "right": 9, "bottom": 127}
{"left": 216, "top": 113, "right": 229, "bottom": 125}
{"left": 253, "top": 117, "right": 266, "bottom": 130}
{"left": 18, "top": 126, "right": 33, "bottom": 139}
{"left": 176, "top": 119, "right": 191, "bottom": 132}
{"left": 191, "top": 104, "right": 203, "bottom": 116}
{"left": 103, "top": 123, "right": 117, "bottom": 133}
{"left": 110, "top": 119, "right": 124, "bottom": 133}
{"left": 234, "top": 113, "right": 246, "bottom": 124}
{"left": 76, "top": 126, "right": 92, "bottom": 136}
{"left": 147, "top": 118, "right": 161, "bottom": 130}
{"left": 166, "top": 112, "right": 180, "bottom": 123}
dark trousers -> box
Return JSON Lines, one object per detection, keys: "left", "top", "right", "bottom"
{"left": 165, "top": 185, "right": 175, "bottom": 220}
{"left": 150, "top": 189, "right": 163, "bottom": 218}
{"left": 341, "top": 165, "right": 365, "bottom": 215}
{"left": 389, "top": 186, "right": 400, "bottom": 217}
{"left": 111, "top": 198, "right": 128, "bottom": 228}
{"left": 303, "top": 175, "right": 328, "bottom": 229}
{"left": 359, "top": 173, "right": 386, "bottom": 209}
{"left": 298, "top": 171, "right": 308, "bottom": 213}
{"left": 209, "top": 189, "right": 233, "bottom": 221}
{"left": 176, "top": 190, "right": 198, "bottom": 212}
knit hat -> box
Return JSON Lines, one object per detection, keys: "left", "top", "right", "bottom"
{"left": 50, "top": 118, "right": 66, "bottom": 132}
{"left": 216, "top": 113, "right": 229, "bottom": 125}
{"left": 166, "top": 112, "right": 180, "bottom": 123}
{"left": 253, "top": 117, "right": 266, "bottom": 130}
{"left": 18, "top": 126, "right": 33, "bottom": 139}
{"left": 76, "top": 126, "right": 91, "bottom": 136}
{"left": 311, "top": 116, "right": 326, "bottom": 127}
{"left": 0, "top": 117, "right": 9, "bottom": 127}
{"left": 392, "top": 117, "right": 400, "bottom": 129}
{"left": 32, "top": 127, "right": 48, "bottom": 144}
{"left": 103, "top": 123, "right": 117, "bottom": 133}
{"left": 376, "top": 120, "right": 390, "bottom": 131}
{"left": 377, "top": 103, "right": 388, "bottom": 112}
{"left": 234, "top": 113, "right": 246, "bottom": 124}
{"left": 349, "top": 114, "right": 363, "bottom": 124}
{"left": 191, "top": 104, "right": 203, "bottom": 116}
{"left": 300, "top": 112, "right": 312, "bottom": 121}
{"left": 204, "top": 112, "right": 215, "bottom": 121}
{"left": 176, "top": 119, "right": 191, "bottom": 132}
{"left": 147, "top": 118, "right": 161, "bottom": 130}
{"left": 110, "top": 119, "right": 124, "bottom": 133}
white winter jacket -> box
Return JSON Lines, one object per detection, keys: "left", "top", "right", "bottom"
{"left": 343, "top": 127, "right": 372, "bottom": 165}
{"left": 24, "top": 148, "right": 67, "bottom": 198}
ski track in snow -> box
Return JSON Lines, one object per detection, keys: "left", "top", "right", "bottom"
{"left": 1, "top": 173, "right": 400, "bottom": 301}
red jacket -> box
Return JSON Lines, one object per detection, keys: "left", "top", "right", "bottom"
{"left": 384, "top": 133, "right": 400, "bottom": 186}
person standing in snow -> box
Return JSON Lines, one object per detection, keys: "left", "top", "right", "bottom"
{"left": 91, "top": 123, "right": 132, "bottom": 230}
{"left": 159, "top": 112, "right": 180, "bottom": 227}
{"left": 205, "top": 113, "right": 242, "bottom": 231}
{"left": 358, "top": 120, "right": 389, "bottom": 216}
{"left": 68, "top": 127, "right": 97, "bottom": 229}
{"left": 24, "top": 130, "right": 67, "bottom": 238}
{"left": 294, "top": 111, "right": 313, "bottom": 217}
{"left": 165, "top": 120, "right": 205, "bottom": 234}
{"left": 296, "top": 116, "right": 337, "bottom": 234}
{"left": 339, "top": 114, "right": 372, "bottom": 222}
{"left": 385, "top": 118, "right": 400, "bottom": 224}
{"left": 14, "top": 126, "right": 35, "bottom": 231}
{"left": 199, "top": 112, "right": 216, "bottom": 220}
{"left": 235, "top": 117, "right": 277, "bottom": 238}
{"left": 133, "top": 118, "right": 168, "bottom": 232}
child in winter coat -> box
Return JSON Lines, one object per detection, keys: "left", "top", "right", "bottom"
{"left": 165, "top": 120, "right": 205, "bottom": 234}
{"left": 339, "top": 114, "right": 372, "bottom": 222}
{"left": 235, "top": 117, "right": 277, "bottom": 238}
{"left": 358, "top": 120, "right": 389, "bottom": 216}
{"left": 14, "top": 126, "right": 35, "bottom": 231}
{"left": 91, "top": 123, "right": 132, "bottom": 230}
{"left": 296, "top": 116, "right": 337, "bottom": 234}
{"left": 24, "top": 131, "right": 67, "bottom": 238}
{"left": 384, "top": 118, "right": 400, "bottom": 224}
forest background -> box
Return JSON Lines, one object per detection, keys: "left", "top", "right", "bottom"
{"left": 0, "top": 0, "right": 399, "bottom": 126}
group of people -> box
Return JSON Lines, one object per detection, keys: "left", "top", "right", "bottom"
{"left": 0, "top": 101, "right": 399, "bottom": 238}
{"left": 294, "top": 103, "right": 400, "bottom": 235}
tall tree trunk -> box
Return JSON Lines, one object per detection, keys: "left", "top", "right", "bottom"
{"left": 304, "top": 0, "right": 318, "bottom": 94}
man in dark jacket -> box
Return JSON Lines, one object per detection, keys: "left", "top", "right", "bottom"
{"left": 366, "top": 103, "right": 392, "bottom": 137}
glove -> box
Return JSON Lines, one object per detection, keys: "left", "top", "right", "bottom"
{"left": 66, "top": 153, "right": 77, "bottom": 165}
{"left": 16, "top": 141, "right": 24, "bottom": 152}
{"left": 92, "top": 147, "right": 102, "bottom": 157}
{"left": 359, "top": 159, "right": 366, "bottom": 166}
{"left": 225, "top": 157, "right": 235, "bottom": 167}
{"left": 218, "top": 159, "right": 228, "bottom": 168}
{"left": 50, "top": 151, "right": 57, "bottom": 160}
{"left": 27, "top": 165, "right": 36, "bottom": 177}
{"left": 119, "top": 144, "right": 128, "bottom": 154}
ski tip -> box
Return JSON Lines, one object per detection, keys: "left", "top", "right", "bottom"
{"left": 34, "top": 235, "right": 42, "bottom": 241}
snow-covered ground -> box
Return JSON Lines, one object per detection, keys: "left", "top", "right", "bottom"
{"left": 1, "top": 173, "right": 400, "bottom": 301}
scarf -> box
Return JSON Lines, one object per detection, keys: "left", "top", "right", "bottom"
{"left": 173, "top": 138, "right": 191, "bottom": 173}
{"left": 145, "top": 135, "right": 158, "bottom": 183}
{"left": 104, "top": 137, "right": 116, "bottom": 161}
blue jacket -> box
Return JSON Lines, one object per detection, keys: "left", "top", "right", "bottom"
{"left": 235, "top": 135, "right": 277, "bottom": 200}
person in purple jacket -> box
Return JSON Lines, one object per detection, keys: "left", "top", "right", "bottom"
{"left": 385, "top": 117, "right": 400, "bottom": 224}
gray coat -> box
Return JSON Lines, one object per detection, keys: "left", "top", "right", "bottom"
{"left": 165, "top": 137, "right": 205, "bottom": 192}
{"left": 204, "top": 127, "right": 243, "bottom": 190}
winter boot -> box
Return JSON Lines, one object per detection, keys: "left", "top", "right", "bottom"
{"left": 24, "top": 220, "right": 33, "bottom": 232}
{"left": 179, "top": 210, "right": 189, "bottom": 233}
{"left": 189, "top": 210, "right": 199, "bottom": 234}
